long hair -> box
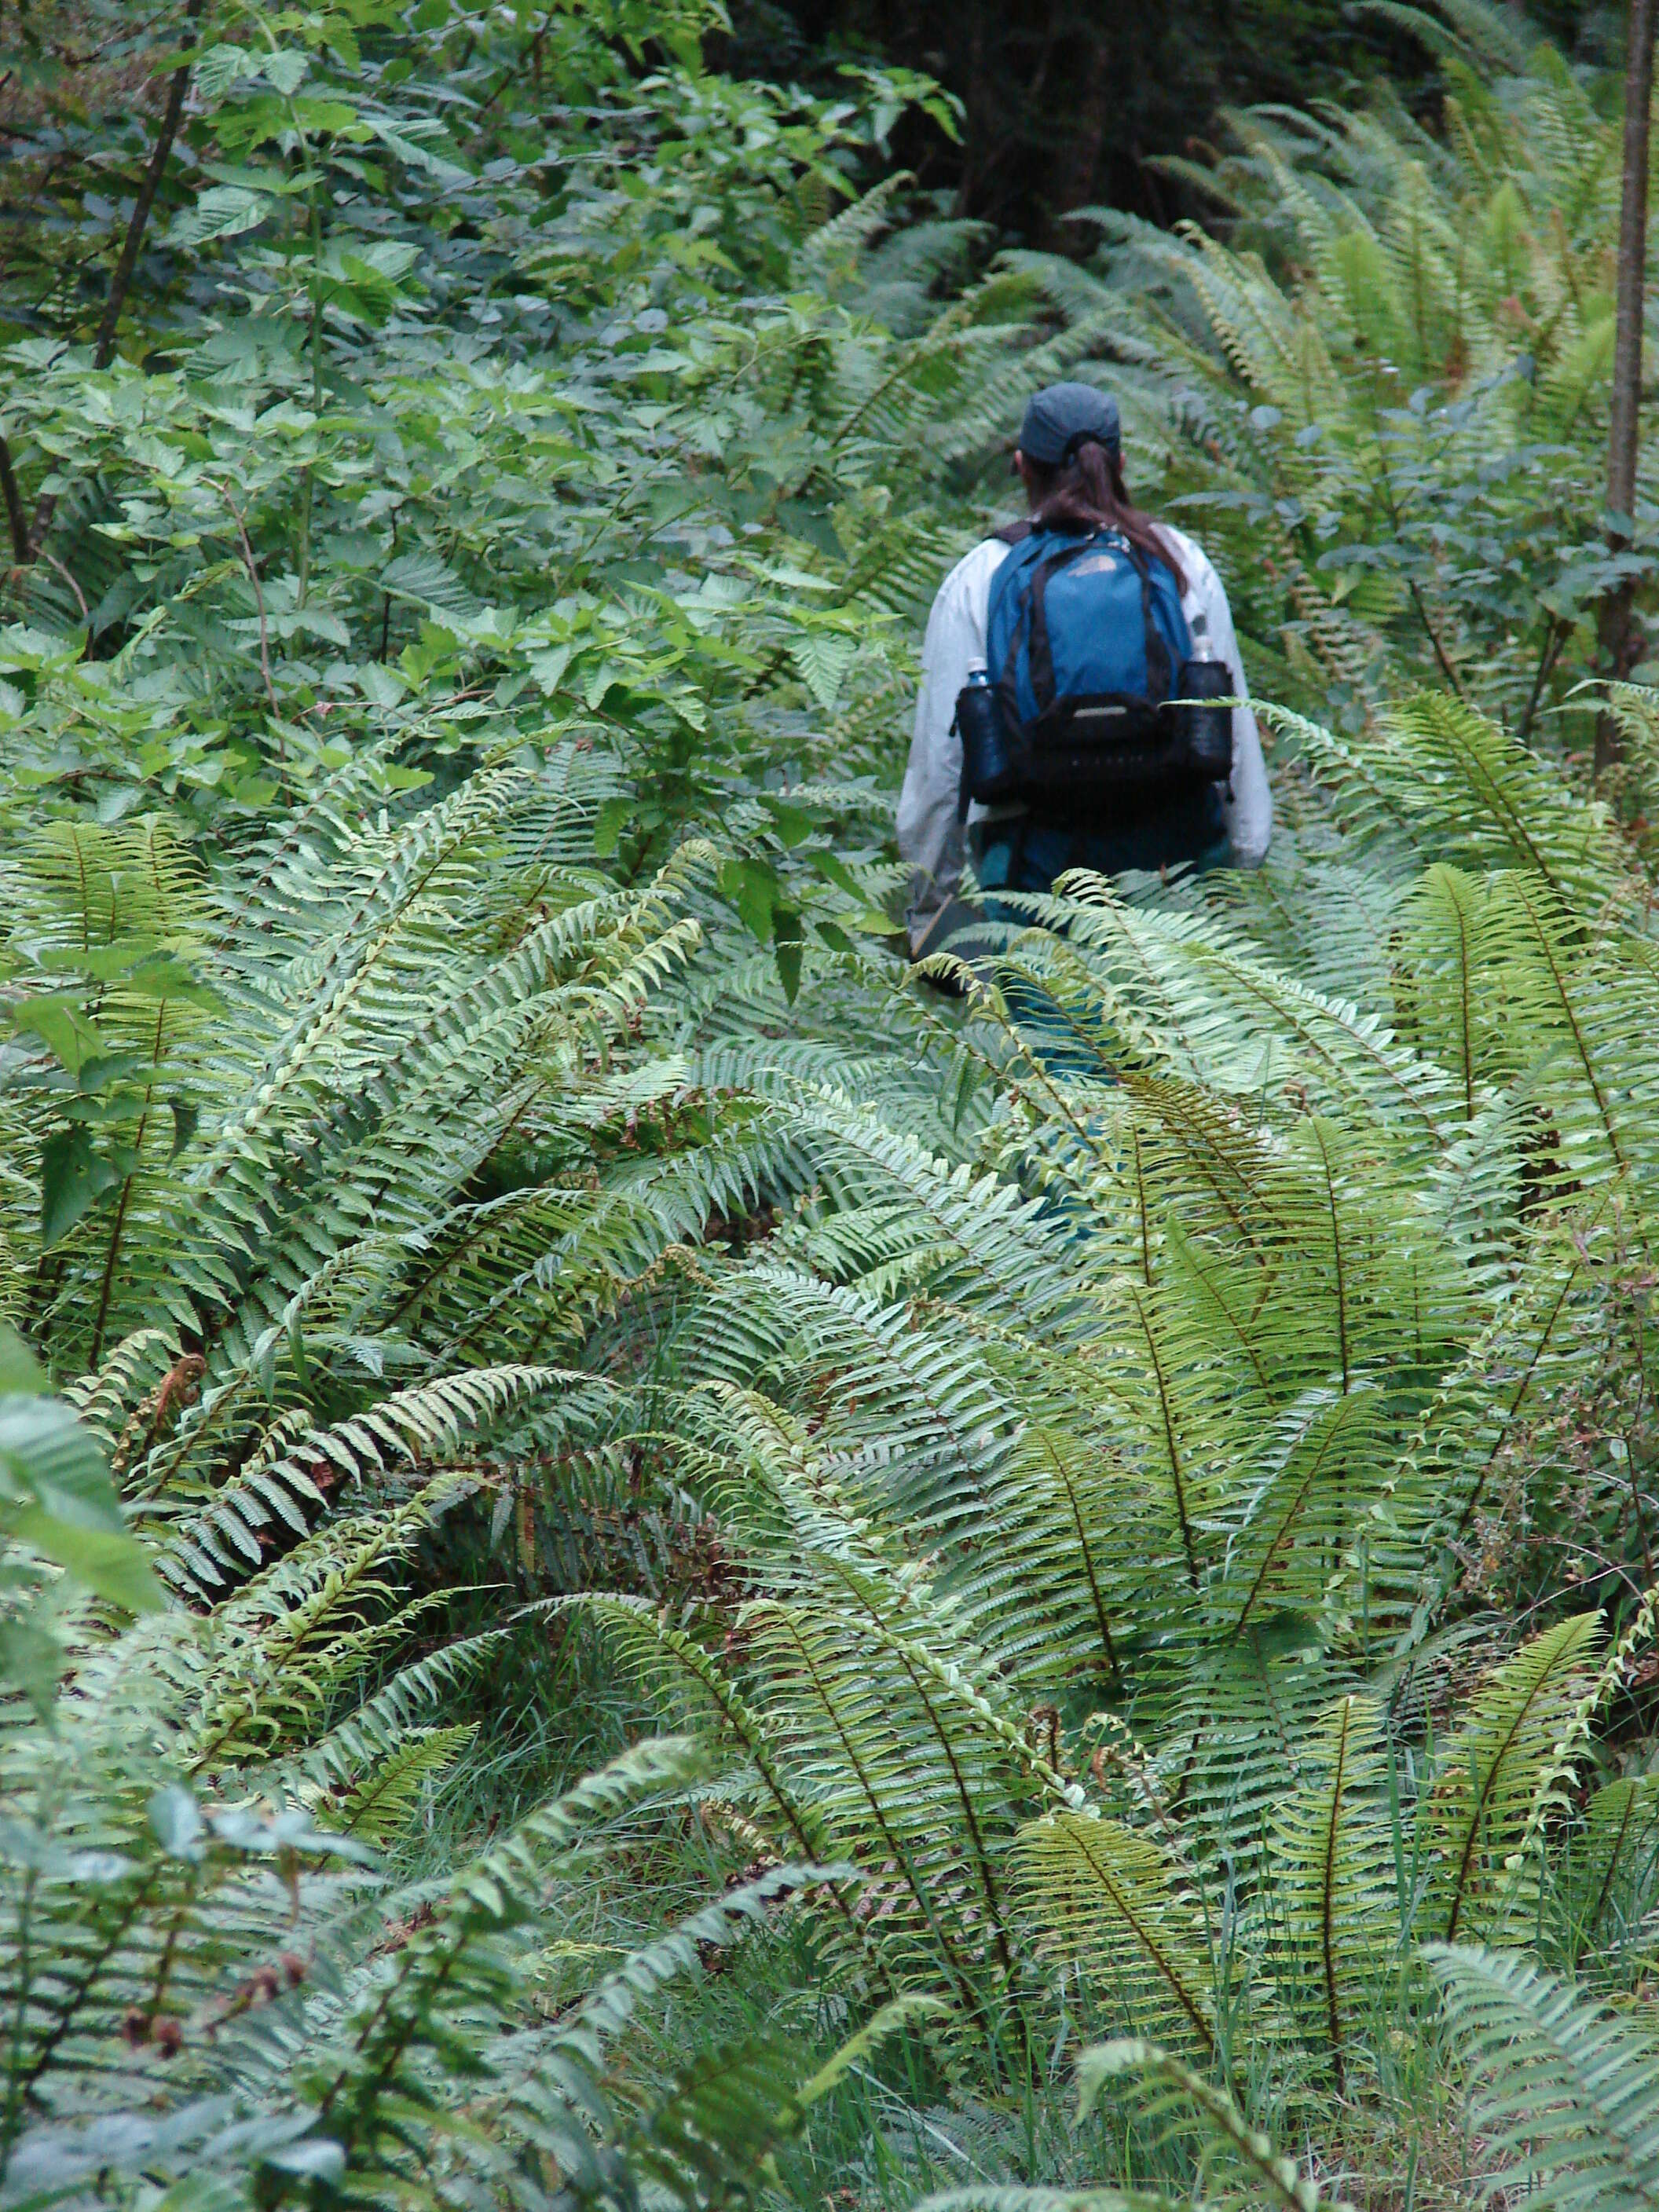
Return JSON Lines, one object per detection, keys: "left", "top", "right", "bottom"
{"left": 1021, "top": 438, "right": 1187, "bottom": 594}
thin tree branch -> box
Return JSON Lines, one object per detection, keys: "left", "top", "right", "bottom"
{"left": 1364, "top": 405, "right": 1470, "bottom": 705}
{"left": 1517, "top": 615, "right": 1569, "bottom": 749}
{"left": 470, "top": 8, "right": 549, "bottom": 128}
{"left": 42, "top": 551, "right": 90, "bottom": 625}
{"left": 92, "top": 0, "right": 203, "bottom": 372}
{"left": 212, "top": 478, "right": 280, "bottom": 726}
{"left": 24, "top": 0, "right": 203, "bottom": 561}
{"left": 1408, "top": 577, "right": 1469, "bottom": 704}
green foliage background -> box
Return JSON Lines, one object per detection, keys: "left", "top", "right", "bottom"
{"left": 8, "top": 2, "right": 1659, "bottom": 2209}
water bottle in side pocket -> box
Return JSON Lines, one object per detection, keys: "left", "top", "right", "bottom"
{"left": 1176, "top": 613, "right": 1235, "bottom": 782}
{"left": 955, "top": 663, "right": 1021, "bottom": 813}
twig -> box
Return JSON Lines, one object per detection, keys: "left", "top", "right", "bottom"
{"left": 42, "top": 551, "right": 90, "bottom": 624}
{"left": 1408, "top": 577, "right": 1469, "bottom": 704}
{"left": 211, "top": 478, "right": 280, "bottom": 726}
{"left": 471, "top": 9, "right": 548, "bottom": 126}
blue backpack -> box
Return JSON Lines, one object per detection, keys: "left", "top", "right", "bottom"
{"left": 965, "top": 526, "right": 1206, "bottom": 811}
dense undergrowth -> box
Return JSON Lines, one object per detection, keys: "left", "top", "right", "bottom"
{"left": 8, "top": 2, "right": 1659, "bottom": 2208}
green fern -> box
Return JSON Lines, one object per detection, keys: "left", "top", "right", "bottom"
{"left": 1428, "top": 1943, "right": 1659, "bottom": 2212}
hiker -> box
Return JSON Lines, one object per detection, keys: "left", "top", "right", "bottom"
{"left": 898, "top": 382, "right": 1271, "bottom": 957}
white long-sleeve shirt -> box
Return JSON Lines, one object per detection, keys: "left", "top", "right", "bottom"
{"left": 896, "top": 524, "right": 1272, "bottom": 950}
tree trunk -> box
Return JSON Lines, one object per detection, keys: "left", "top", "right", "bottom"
{"left": 1049, "top": 35, "right": 1111, "bottom": 234}
{"left": 1598, "top": 0, "right": 1658, "bottom": 772}
{"left": 0, "top": 438, "right": 28, "bottom": 565}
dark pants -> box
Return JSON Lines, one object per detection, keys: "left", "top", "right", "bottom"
{"left": 971, "top": 789, "right": 1231, "bottom": 1082}
{"left": 972, "top": 784, "right": 1229, "bottom": 898}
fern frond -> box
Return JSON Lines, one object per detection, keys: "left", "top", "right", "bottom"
{"left": 1428, "top": 1613, "right": 1604, "bottom": 1941}
{"left": 1012, "top": 1818, "right": 1218, "bottom": 2057}
{"left": 1428, "top": 1943, "right": 1659, "bottom": 2212}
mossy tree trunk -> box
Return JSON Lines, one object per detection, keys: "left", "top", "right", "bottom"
{"left": 1598, "top": 0, "right": 1658, "bottom": 771}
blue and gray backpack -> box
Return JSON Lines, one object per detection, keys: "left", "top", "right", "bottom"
{"left": 956, "top": 526, "right": 1232, "bottom": 813}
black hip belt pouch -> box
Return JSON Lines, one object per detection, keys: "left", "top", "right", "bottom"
{"left": 956, "top": 661, "right": 1233, "bottom": 815}
{"left": 1175, "top": 656, "right": 1234, "bottom": 779}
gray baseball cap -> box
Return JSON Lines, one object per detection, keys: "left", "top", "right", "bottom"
{"left": 1017, "top": 381, "right": 1121, "bottom": 466}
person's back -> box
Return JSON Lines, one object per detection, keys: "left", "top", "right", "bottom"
{"left": 898, "top": 382, "right": 1271, "bottom": 956}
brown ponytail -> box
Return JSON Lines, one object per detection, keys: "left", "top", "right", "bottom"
{"left": 1022, "top": 438, "right": 1187, "bottom": 595}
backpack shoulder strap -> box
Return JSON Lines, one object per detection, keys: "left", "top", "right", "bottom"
{"left": 1021, "top": 529, "right": 1110, "bottom": 716}
{"left": 1115, "top": 537, "right": 1176, "bottom": 698}
{"left": 993, "top": 518, "right": 1032, "bottom": 545}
